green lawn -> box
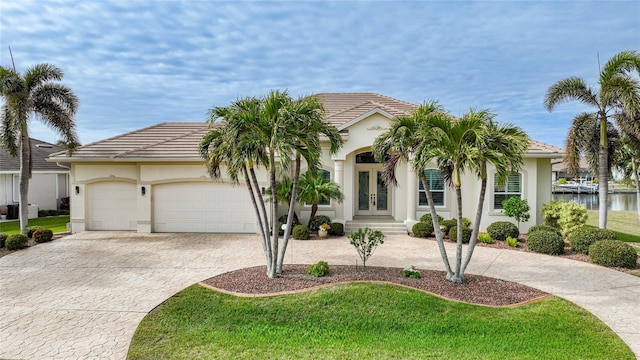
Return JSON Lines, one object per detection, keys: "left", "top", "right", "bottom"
{"left": 587, "top": 210, "right": 640, "bottom": 239}
{"left": 0, "top": 216, "right": 70, "bottom": 235}
{"left": 128, "top": 283, "right": 634, "bottom": 360}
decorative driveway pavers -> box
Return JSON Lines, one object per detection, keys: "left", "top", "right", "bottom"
{"left": 1, "top": 232, "right": 639, "bottom": 359}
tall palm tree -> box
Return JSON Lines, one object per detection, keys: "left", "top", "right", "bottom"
{"left": 201, "top": 90, "right": 342, "bottom": 278}
{"left": 544, "top": 50, "right": 640, "bottom": 229}
{"left": 373, "top": 101, "right": 456, "bottom": 278}
{"left": 0, "top": 64, "right": 79, "bottom": 234}
{"left": 297, "top": 170, "right": 344, "bottom": 228}
{"left": 458, "top": 111, "right": 529, "bottom": 278}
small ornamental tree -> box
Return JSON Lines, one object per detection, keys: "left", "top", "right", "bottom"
{"left": 502, "top": 197, "right": 530, "bottom": 230}
{"left": 348, "top": 227, "right": 385, "bottom": 269}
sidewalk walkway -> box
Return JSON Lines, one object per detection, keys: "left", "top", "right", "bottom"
{"left": 1, "top": 232, "right": 638, "bottom": 359}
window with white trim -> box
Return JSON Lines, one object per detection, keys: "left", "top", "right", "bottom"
{"left": 494, "top": 173, "right": 522, "bottom": 210}
{"left": 418, "top": 169, "right": 445, "bottom": 207}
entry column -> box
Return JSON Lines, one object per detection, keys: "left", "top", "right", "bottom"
{"left": 406, "top": 165, "right": 417, "bottom": 224}
{"left": 334, "top": 160, "right": 344, "bottom": 223}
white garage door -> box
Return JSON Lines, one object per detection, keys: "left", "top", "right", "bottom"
{"left": 87, "top": 182, "right": 137, "bottom": 230}
{"left": 153, "top": 182, "right": 257, "bottom": 233}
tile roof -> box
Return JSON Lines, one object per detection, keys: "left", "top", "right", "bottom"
{"left": 1, "top": 139, "right": 69, "bottom": 172}
{"left": 48, "top": 93, "right": 564, "bottom": 162}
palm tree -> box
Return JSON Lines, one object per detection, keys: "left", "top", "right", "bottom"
{"left": 458, "top": 112, "right": 529, "bottom": 278}
{"left": 201, "top": 90, "right": 342, "bottom": 278}
{"left": 544, "top": 50, "right": 640, "bottom": 229}
{"left": 373, "top": 101, "right": 456, "bottom": 279}
{"left": 297, "top": 170, "right": 344, "bottom": 228}
{"left": 0, "top": 64, "right": 79, "bottom": 234}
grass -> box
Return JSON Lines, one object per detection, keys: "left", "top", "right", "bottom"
{"left": 0, "top": 216, "right": 70, "bottom": 235}
{"left": 128, "top": 283, "right": 634, "bottom": 360}
{"left": 587, "top": 210, "right": 639, "bottom": 239}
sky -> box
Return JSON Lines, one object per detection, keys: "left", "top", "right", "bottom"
{"left": 0, "top": 0, "right": 638, "bottom": 148}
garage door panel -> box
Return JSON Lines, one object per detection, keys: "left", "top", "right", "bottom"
{"left": 153, "top": 183, "right": 256, "bottom": 233}
{"left": 88, "top": 182, "right": 137, "bottom": 231}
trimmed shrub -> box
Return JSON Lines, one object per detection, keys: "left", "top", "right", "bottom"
{"left": 419, "top": 213, "right": 444, "bottom": 225}
{"left": 328, "top": 222, "right": 344, "bottom": 236}
{"left": 309, "top": 215, "right": 332, "bottom": 231}
{"left": 412, "top": 222, "right": 434, "bottom": 238}
{"left": 558, "top": 201, "right": 588, "bottom": 237}
{"left": 34, "top": 228, "right": 54, "bottom": 243}
{"left": 487, "top": 221, "right": 519, "bottom": 241}
{"left": 461, "top": 217, "right": 472, "bottom": 229}
{"left": 292, "top": 225, "right": 310, "bottom": 240}
{"left": 0, "top": 233, "right": 7, "bottom": 248}
{"left": 478, "top": 232, "right": 494, "bottom": 244}
{"left": 541, "top": 200, "right": 563, "bottom": 229}
{"left": 27, "top": 226, "right": 47, "bottom": 239}
{"left": 526, "top": 230, "right": 564, "bottom": 255}
{"left": 569, "top": 227, "right": 618, "bottom": 254}
{"left": 6, "top": 234, "right": 28, "bottom": 250}
{"left": 589, "top": 240, "right": 637, "bottom": 269}
{"left": 449, "top": 226, "right": 472, "bottom": 244}
{"left": 528, "top": 224, "right": 561, "bottom": 237}
{"left": 306, "top": 261, "right": 330, "bottom": 277}
{"left": 440, "top": 219, "right": 457, "bottom": 235}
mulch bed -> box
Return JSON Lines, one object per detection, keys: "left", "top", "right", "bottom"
{"left": 201, "top": 264, "right": 549, "bottom": 307}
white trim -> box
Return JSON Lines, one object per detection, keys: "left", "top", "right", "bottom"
{"left": 337, "top": 109, "right": 394, "bottom": 131}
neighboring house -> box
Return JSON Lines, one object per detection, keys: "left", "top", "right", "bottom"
{"left": 551, "top": 157, "right": 594, "bottom": 182}
{"left": 48, "top": 93, "right": 563, "bottom": 234}
{"left": 1, "top": 139, "right": 70, "bottom": 218}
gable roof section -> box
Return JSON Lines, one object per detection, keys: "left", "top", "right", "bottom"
{"left": 48, "top": 93, "right": 564, "bottom": 162}
{"left": 315, "top": 93, "right": 415, "bottom": 127}
{"left": 1, "top": 139, "right": 68, "bottom": 172}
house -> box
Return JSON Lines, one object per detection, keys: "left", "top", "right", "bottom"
{"left": 47, "top": 93, "right": 563, "bottom": 234}
{"left": 1, "top": 139, "right": 70, "bottom": 219}
{"left": 552, "top": 157, "right": 594, "bottom": 183}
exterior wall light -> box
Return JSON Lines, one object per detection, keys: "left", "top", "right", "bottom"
{"left": 141, "top": 186, "right": 146, "bottom": 196}
{"left": 75, "top": 186, "right": 80, "bottom": 195}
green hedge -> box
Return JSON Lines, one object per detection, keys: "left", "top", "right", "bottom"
{"left": 412, "top": 222, "right": 434, "bottom": 238}
{"left": 526, "top": 230, "right": 564, "bottom": 255}
{"left": 589, "top": 240, "right": 637, "bottom": 269}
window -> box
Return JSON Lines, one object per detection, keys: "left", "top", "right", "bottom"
{"left": 494, "top": 173, "right": 522, "bottom": 210}
{"left": 418, "top": 169, "right": 445, "bottom": 207}
{"left": 317, "top": 169, "right": 332, "bottom": 206}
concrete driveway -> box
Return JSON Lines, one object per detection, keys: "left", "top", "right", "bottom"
{"left": 1, "top": 231, "right": 639, "bottom": 359}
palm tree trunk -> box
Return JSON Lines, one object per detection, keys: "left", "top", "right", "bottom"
{"left": 19, "top": 133, "right": 30, "bottom": 235}
{"left": 277, "top": 154, "right": 301, "bottom": 275}
{"left": 419, "top": 174, "right": 453, "bottom": 277}
{"left": 450, "top": 184, "right": 464, "bottom": 284}
{"left": 307, "top": 204, "right": 319, "bottom": 228}
{"left": 598, "top": 116, "right": 608, "bottom": 229}
{"left": 268, "top": 157, "right": 279, "bottom": 278}
{"left": 243, "top": 166, "right": 269, "bottom": 265}
{"left": 460, "top": 172, "right": 487, "bottom": 276}
{"left": 633, "top": 160, "right": 640, "bottom": 222}
{"left": 249, "top": 166, "right": 272, "bottom": 276}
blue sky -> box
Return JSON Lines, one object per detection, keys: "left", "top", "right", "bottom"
{"left": 1, "top": 0, "right": 638, "bottom": 148}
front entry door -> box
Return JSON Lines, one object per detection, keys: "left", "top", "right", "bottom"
{"left": 356, "top": 165, "right": 392, "bottom": 216}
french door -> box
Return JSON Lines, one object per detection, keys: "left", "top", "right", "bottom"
{"left": 355, "top": 165, "right": 391, "bottom": 216}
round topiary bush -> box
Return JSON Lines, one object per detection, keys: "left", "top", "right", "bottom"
{"left": 328, "top": 222, "right": 344, "bottom": 236}
{"left": 306, "top": 261, "right": 329, "bottom": 277}
{"left": 412, "top": 222, "right": 434, "bottom": 238}
{"left": 309, "top": 215, "right": 332, "bottom": 231}
{"left": 527, "top": 224, "right": 561, "bottom": 237}
{"left": 0, "top": 233, "right": 7, "bottom": 248}
{"left": 449, "top": 226, "right": 472, "bottom": 244}
{"left": 6, "top": 234, "right": 28, "bottom": 250}
{"left": 419, "top": 213, "right": 444, "bottom": 225}
{"left": 487, "top": 221, "right": 520, "bottom": 241}
{"left": 569, "top": 227, "right": 618, "bottom": 255}
{"left": 526, "top": 230, "right": 564, "bottom": 255}
{"left": 27, "top": 226, "right": 47, "bottom": 239}
{"left": 292, "top": 225, "right": 310, "bottom": 240}
{"left": 440, "top": 219, "right": 457, "bottom": 235}
{"left": 589, "top": 240, "right": 637, "bottom": 269}
{"left": 33, "top": 228, "right": 54, "bottom": 243}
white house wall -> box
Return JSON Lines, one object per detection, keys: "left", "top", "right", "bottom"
{"left": 0, "top": 172, "right": 68, "bottom": 212}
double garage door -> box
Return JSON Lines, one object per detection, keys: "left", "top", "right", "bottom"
{"left": 87, "top": 181, "right": 256, "bottom": 233}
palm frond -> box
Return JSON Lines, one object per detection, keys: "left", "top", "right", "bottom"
{"left": 544, "top": 77, "right": 598, "bottom": 111}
